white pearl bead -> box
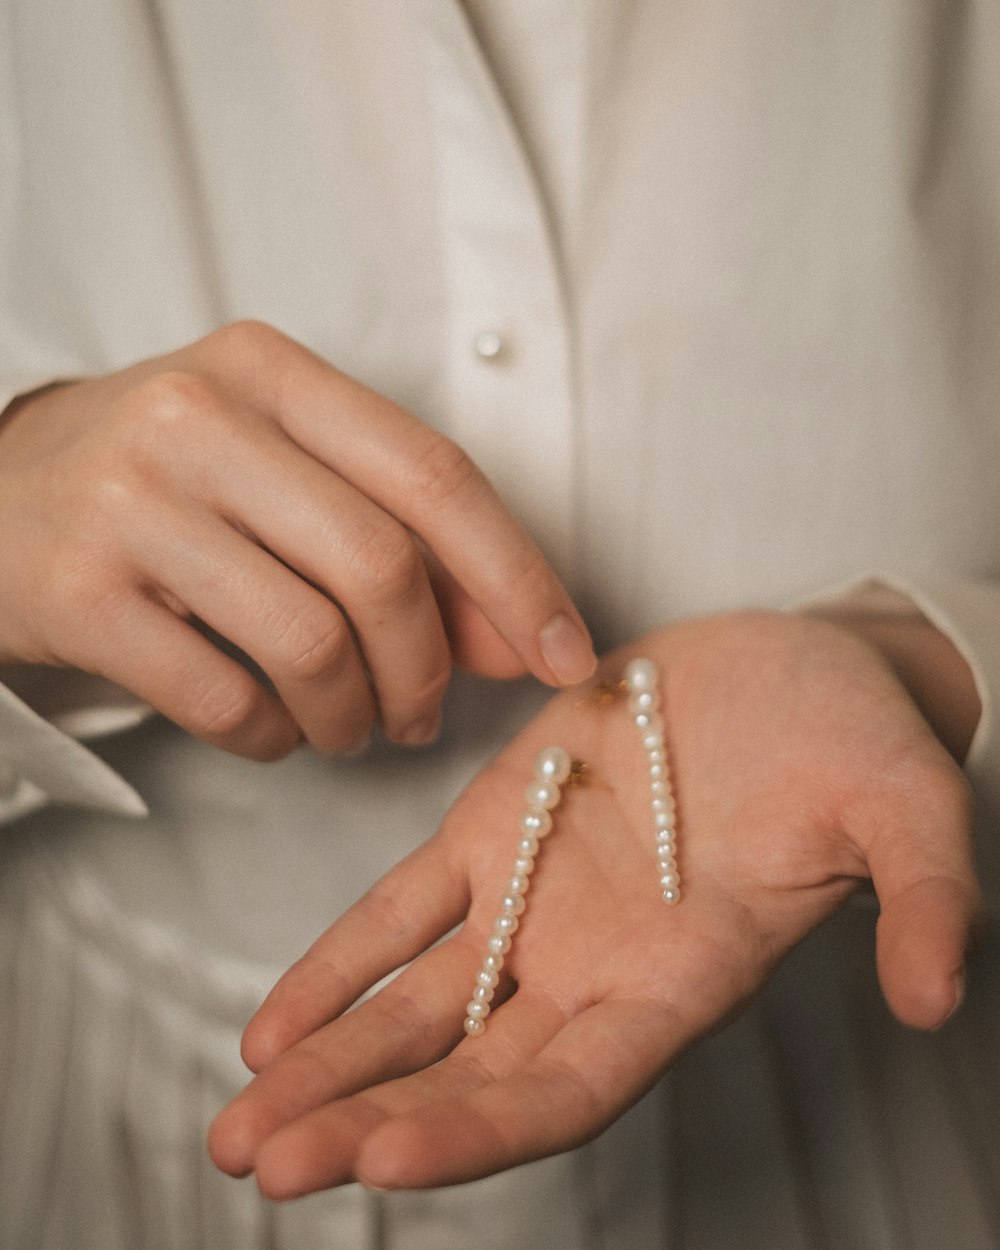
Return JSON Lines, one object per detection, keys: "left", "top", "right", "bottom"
{"left": 650, "top": 779, "right": 670, "bottom": 797}
{"left": 508, "top": 874, "right": 530, "bottom": 895}
{"left": 642, "top": 730, "right": 664, "bottom": 751}
{"left": 520, "top": 809, "right": 553, "bottom": 838}
{"left": 624, "top": 658, "right": 657, "bottom": 693}
{"left": 501, "top": 894, "right": 526, "bottom": 916}
{"left": 662, "top": 887, "right": 681, "bottom": 905}
{"left": 464, "top": 1016, "right": 485, "bottom": 1036}
{"left": 657, "top": 854, "right": 678, "bottom": 873}
{"left": 659, "top": 871, "right": 680, "bottom": 889}
{"left": 628, "top": 690, "right": 656, "bottom": 716}
{"left": 525, "top": 779, "right": 561, "bottom": 810}
{"left": 648, "top": 747, "right": 666, "bottom": 765}
{"left": 472, "top": 983, "right": 494, "bottom": 1003}
{"left": 535, "top": 746, "right": 571, "bottom": 785}
{"left": 651, "top": 796, "right": 674, "bottom": 817}
{"left": 649, "top": 761, "right": 666, "bottom": 781}
{"left": 517, "top": 834, "right": 540, "bottom": 857}
{"left": 488, "top": 933, "right": 512, "bottom": 955}
{"left": 466, "top": 999, "right": 490, "bottom": 1020}
{"left": 655, "top": 827, "right": 675, "bottom": 844}
{"left": 654, "top": 810, "right": 674, "bottom": 831}
{"left": 512, "top": 857, "right": 534, "bottom": 878}
{"left": 477, "top": 968, "right": 499, "bottom": 989}
{"left": 483, "top": 953, "right": 503, "bottom": 973}
{"left": 494, "top": 913, "right": 518, "bottom": 936}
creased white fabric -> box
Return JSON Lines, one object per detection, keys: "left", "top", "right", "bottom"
{"left": 1, "top": 1, "right": 999, "bottom": 1246}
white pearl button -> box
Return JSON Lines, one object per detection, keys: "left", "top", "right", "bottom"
{"left": 474, "top": 330, "right": 504, "bottom": 360}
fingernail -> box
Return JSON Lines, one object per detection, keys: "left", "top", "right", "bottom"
{"left": 540, "top": 612, "right": 597, "bottom": 685}
{"left": 397, "top": 711, "right": 441, "bottom": 747}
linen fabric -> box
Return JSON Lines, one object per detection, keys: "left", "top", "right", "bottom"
{"left": 1, "top": 2, "right": 999, "bottom": 1246}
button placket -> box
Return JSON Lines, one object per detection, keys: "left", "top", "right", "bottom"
{"left": 419, "top": 6, "right": 578, "bottom": 583}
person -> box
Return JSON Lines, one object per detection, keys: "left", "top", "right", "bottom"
{"left": 2, "top": 3, "right": 998, "bottom": 1248}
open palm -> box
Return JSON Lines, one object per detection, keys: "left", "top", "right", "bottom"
{"left": 209, "top": 612, "right": 982, "bottom": 1197}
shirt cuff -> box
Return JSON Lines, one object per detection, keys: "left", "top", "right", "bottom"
{"left": 0, "top": 375, "right": 69, "bottom": 422}
{"left": 0, "top": 680, "right": 148, "bottom": 826}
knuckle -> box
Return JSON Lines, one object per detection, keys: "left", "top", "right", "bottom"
{"left": 128, "top": 370, "right": 216, "bottom": 427}
{"left": 281, "top": 612, "right": 351, "bottom": 682}
{"left": 419, "top": 661, "right": 452, "bottom": 706}
{"left": 49, "top": 575, "right": 132, "bottom": 663}
{"left": 184, "top": 672, "right": 262, "bottom": 742}
{"left": 360, "top": 884, "right": 412, "bottom": 944}
{"left": 117, "top": 371, "right": 226, "bottom": 459}
{"left": 84, "top": 459, "right": 149, "bottom": 524}
{"left": 346, "top": 522, "right": 424, "bottom": 606}
{"left": 205, "top": 319, "right": 290, "bottom": 368}
{"left": 405, "top": 432, "right": 484, "bottom": 517}
{"left": 211, "top": 318, "right": 277, "bottom": 352}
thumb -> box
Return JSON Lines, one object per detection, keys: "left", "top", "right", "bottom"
{"left": 865, "top": 764, "right": 985, "bottom": 1030}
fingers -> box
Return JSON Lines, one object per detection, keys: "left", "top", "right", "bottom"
{"left": 241, "top": 836, "right": 470, "bottom": 1070}
{"left": 198, "top": 323, "right": 596, "bottom": 687}
{"left": 244, "top": 995, "right": 679, "bottom": 1198}
{"left": 210, "top": 939, "right": 478, "bottom": 1178}
{"left": 863, "top": 757, "right": 985, "bottom": 1029}
{"left": 355, "top": 998, "right": 677, "bottom": 1190}
{"left": 423, "top": 550, "right": 526, "bottom": 679}
{"left": 118, "top": 370, "right": 453, "bottom": 748}
{"left": 203, "top": 421, "right": 453, "bottom": 745}
{"left": 248, "top": 990, "right": 569, "bottom": 1198}
{"left": 75, "top": 592, "right": 301, "bottom": 761}
{"left": 1, "top": 329, "right": 593, "bottom": 753}
{"left": 128, "top": 506, "right": 374, "bottom": 753}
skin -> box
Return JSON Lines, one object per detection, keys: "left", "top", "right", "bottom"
{"left": 0, "top": 322, "right": 595, "bottom": 757}
{"left": 207, "top": 608, "right": 986, "bottom": 1198}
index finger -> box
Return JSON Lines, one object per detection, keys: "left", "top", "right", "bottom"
{"left": 199, "top": 323, "right": 597, "bottom": 687}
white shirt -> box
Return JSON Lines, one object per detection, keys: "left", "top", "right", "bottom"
{"left": 1, "top": 3, "right": 999, "bottom": 1247}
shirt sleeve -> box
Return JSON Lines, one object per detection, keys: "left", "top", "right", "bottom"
{"left": 0, "top": 676, "right": 149, "bottom": 827}
{"left": 0, "top": 376, "right": 69, "bottom": 424}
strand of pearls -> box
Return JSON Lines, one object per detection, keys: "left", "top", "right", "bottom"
{"left": 623, "top": 657, "right": 680, "bottom": 904}
{"left": 463, "top": 661, "right": 677, "bottom": 1037}
{"left": 463, "top": 745, "right": 572, "bottom": 1038}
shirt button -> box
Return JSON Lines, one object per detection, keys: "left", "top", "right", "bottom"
{"left": 473, "top": 331, "right": 505, "bottom": 361}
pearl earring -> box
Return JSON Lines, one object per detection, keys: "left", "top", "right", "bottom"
{"left": 622, "top": 657, "right": 680, "bottom": 905}
{"left": 463, "top": 744, "right": 572, "bottom": 1037}
{"left": 462, "top": 659, "right": 679, "bottom": 1038}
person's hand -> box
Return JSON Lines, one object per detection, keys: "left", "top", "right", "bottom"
{"left": 0, "top": 323, "right": 595, "bottom": 757}
{"left": 207, "top": 610, "right": 985, "bottom": 1195}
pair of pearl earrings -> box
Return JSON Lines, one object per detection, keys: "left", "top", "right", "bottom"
{"left": 463, "top": 658, "right": 679, "bottom": 1037}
